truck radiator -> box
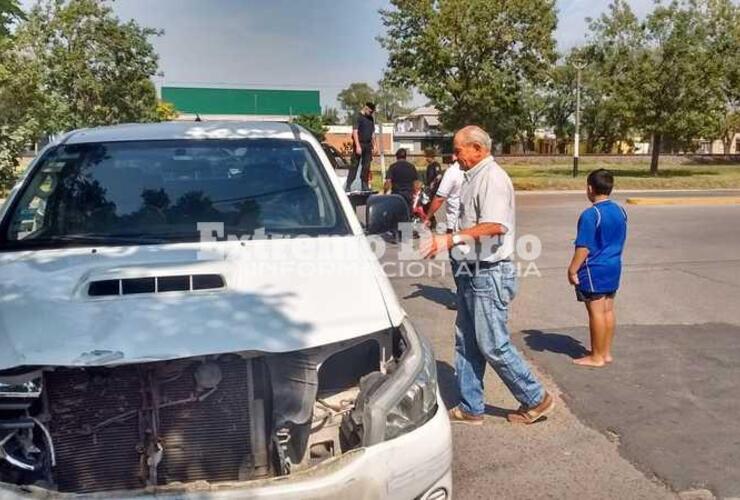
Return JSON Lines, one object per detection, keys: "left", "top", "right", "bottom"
{"left": 44, "top": 355, "right": 263, "bottom": 494}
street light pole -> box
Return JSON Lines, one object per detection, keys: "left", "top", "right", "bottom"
{"left": 573, "top": 61, "right": 586, "bottom": 178}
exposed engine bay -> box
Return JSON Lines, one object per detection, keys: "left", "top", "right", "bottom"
{"left": 0, "top": 331, "right": 400, "bottom": 495}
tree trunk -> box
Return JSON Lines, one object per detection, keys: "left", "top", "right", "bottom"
{"left": 723, "top": 137, "right": 732, "bottom": 155}
{"left": 650, "top": 133, "right": 662, "bottom": 176}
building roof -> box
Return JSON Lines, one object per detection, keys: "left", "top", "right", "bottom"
{"left": 161, "top": 86, "right": 321, "bottom": 116}
{"left": 408, "top": 106, "right": 440, "bottom": 117}
{"left": 424, "top": 115, "right": 441, "bottom": 127}
{"left": 62, "top": 121, "right": 301, "bottom": 144}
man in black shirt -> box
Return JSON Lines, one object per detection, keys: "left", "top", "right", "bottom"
{"left": 383, "top": 148, "right": 418, "bottom": 210}
{"left": 423, "top": 149, "right": 443, "bottom": 229}
{"left": 345, "top": 102, "right": 376, "bottom": 192}
{"left": 424, "top": 149, "right": 443, "bottom": 197}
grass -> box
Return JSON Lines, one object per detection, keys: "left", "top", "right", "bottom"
{"left": 503, "top": 162, "right": 740, "bottom": 191}
{"left": 5, "top": 156, "right": 740, "bottom": 199}
{"left": 370, "top": 158, "right": 740, "bottom": 192}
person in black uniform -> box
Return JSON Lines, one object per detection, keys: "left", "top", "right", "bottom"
{"left": 423, "top": 149, "right": 443, "bottom": 229}
{"left": 383, "top": 148, "right": 419, "bottom": 211}
{"left": 423, "top": 148, "right": 443, "bottom": 197}
{"left": 345, "top": 102, "right": 376, "bottom": 192}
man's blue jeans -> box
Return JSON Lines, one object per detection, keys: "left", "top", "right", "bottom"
{"left": 454, "top": 260, "right": 544, "bottom": 415}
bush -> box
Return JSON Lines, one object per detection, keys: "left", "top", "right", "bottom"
{"left": 292, "top": 114, "right": 328, "bottom": 142}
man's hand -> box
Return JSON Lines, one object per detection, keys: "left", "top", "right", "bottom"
{"left": 421, "top": 233, "right": 452, "bottom": 259}
{"left": 355, "top": 144, "right": 362, "bottom": 155}
{"left": 568, "top": 270, "right": 580, "bottom": 286}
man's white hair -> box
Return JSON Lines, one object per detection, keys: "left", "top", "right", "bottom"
{"left": 458, "top": 125, "right": 492, "bottom": 151}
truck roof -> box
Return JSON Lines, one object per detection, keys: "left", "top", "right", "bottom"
{"left": 63, "top": 121, "right": 301, "bottom": 144}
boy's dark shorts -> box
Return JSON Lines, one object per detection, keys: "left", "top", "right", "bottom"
{"left": 575, "top": 288, "right": 617, "bottom": 302}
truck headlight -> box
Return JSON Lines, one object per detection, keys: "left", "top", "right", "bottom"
{"left": 363, "top": 318, "right": 439, "bottom": 444}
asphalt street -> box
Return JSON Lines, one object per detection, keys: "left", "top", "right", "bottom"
{"left": 385, "top": 190, "right": 740, "bottom": 499}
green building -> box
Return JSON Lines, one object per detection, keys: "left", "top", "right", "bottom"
{"left": 161, "top": 86, "right": 321, "bottom": 120}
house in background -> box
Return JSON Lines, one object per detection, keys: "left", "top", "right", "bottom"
{"left": 507, "top": 128, "right": 558, "bottom": 155}
{"left": 393, "top": 107, "right": 453, "bottom": 154}
{"left": 696, "top": 133, "right": 740, "bottom": 155}
{"left": 161, "top": 86, "right": 320, "bottom": 121}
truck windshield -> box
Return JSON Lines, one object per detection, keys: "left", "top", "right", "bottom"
{"left": 2, "top": 138, "right": 349, "bottom": 249}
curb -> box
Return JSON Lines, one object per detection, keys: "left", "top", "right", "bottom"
{"left": 626, "top": 197, "right": 740, "bottom": 206}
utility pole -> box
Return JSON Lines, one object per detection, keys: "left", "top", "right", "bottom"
{"left": 573, "top": 61, "right": 586, "bottom": 178}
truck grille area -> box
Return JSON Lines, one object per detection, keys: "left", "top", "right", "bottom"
{"left": 44, "top": 355, "right": 261, "bottom": 494}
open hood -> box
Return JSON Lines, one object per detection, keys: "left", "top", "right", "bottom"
{"left": 0, "top": 236, "right": 393, "bottom": 370}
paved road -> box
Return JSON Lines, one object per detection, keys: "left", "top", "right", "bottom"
{"left": 385, "top": 190, "right": 740, "bottom": 499}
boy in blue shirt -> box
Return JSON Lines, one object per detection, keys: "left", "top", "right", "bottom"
{"left": 568, "top": 169, "right": 628, "bottom": 368}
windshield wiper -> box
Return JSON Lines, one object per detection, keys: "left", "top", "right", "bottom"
{"left": 41, "top": 233, "right": 199, "bottom": 245}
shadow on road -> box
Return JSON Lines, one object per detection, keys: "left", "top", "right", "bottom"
{"left": 522, "top": 329, "right": 588, "bottom": 359}
{"left": 405, "top": 283, "right": 456, "bottom": 308}
{"left": 436, "top": 360, "right": 510, "bottom": 419}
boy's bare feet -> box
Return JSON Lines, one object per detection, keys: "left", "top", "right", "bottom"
{"left": 573, "top": 355, "right": 606, "bottom": 367}
{"left": 604, "top": 354, "right": 613, "bottom": 363}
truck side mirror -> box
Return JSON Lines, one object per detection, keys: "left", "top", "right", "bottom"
{"left": 365, "top": 194, "right": 410, "bottom": 235}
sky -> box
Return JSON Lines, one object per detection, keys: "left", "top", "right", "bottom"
{"left": 21, "top": 0, "right": 656, "bottom": 110}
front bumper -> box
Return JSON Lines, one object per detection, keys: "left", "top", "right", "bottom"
{"left": 0, "top": 395, "right": 452, "bottom": 500}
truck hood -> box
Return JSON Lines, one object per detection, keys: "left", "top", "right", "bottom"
{"left": 0, "top": 236, "right": 395, "bottom": 370}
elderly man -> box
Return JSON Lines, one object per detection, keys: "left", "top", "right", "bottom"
{"left": 424, "top": 125, "right": 554, "bottom": 425}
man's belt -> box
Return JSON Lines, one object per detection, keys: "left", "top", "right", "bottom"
{"left": 457, "top": 259, "right": 511, "bottom": 270}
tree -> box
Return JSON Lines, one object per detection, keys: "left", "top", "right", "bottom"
{"left": 337, "top": 80, "right": 412, "bottom": 124}
{"left": 578, "top": 54, "right": 636, "bottom": 154}
{"left": 584, "top": 0, "right": 725, "bottom": 173}
{"left": 1, "top": 0, "right": 167, "bottom": 190}
{"left": 337, "top": 82, "right": 376, "bottom": 125}
{"left": 515, "top": 82, "right": 548, "bottom": 153}
{"left": 375, "top": 79, "right": 412, "bottom": 122}
{"left": 14, "top": 0, "right": 163, "bottom": 133}
{"left": 155, "top": 100, "right": 179, "bottom": 121}
{"left": 717, "top": 110, "right": 740, "bottom": 154}
{"left": 321, "top": 107, "right": 340, "bottom": 125}
{"left": 704, "top": 0, "right": 740, "bottom": 154}
{"left": 379, "top": 0, "right": 557, "bottom": 147}
{"left": 0, "top": 40, "right": 44, "bottom": 190}
{"left": 576, "top": 4, "right": 642, "bottom": 154}
{"left": 544, "top": 64, "right": 576, "bottom": 154}
{"left": 0, "top": 0, "right": 43, "bottom": 191}
{"left": 0, "top": 0, "right": 24, "bottom": 38}
{"left": 292, "top": 114, "right": 328, "bottom": 142}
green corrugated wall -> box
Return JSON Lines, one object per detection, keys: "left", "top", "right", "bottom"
{"left": 161, "top": 87, "right": 321, "bottom": 116}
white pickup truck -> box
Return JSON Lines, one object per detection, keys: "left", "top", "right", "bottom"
{"left": 0, "top": 121, "right": 452, "bottom": 499}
